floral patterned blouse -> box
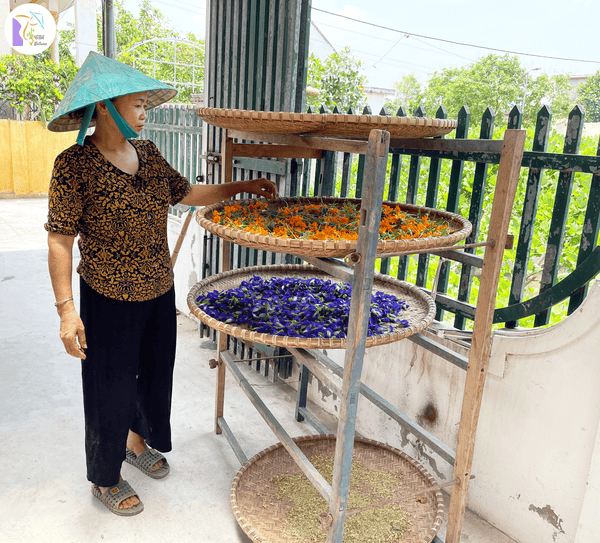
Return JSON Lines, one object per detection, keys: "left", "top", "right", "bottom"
{"left": 45, "top": 137, "right": 191, "bottom": 302}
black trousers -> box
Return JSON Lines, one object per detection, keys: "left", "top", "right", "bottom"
{"left": 79, "top": 278, "right": 177, "bottom": 487}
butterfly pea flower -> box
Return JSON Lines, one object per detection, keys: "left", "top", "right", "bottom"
{"left": 195, "top": 275, "right": 410, "bottom": 339}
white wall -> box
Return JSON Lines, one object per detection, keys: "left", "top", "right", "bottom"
{"left": 0, "top": 1, "right": 11, "bottom": 56}
{"left": 282, "top": 282, "right": 600, "bottom": 543}
{"left": 74, "top": 0, "right": 97, "bottom": 65}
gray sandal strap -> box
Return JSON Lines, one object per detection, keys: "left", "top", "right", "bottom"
{"left": 125, "top": 448, "right": 170, "bottom": 479}
{"left": 92, "top": 480, "right": 144, "bottom": 516}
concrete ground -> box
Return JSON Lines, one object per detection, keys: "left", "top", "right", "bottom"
{"left": 0, "top": 197, "right": 516, "bottom": 543}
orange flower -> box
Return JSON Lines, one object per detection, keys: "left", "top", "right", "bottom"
{"left": 213, "top": 200, "right": 453, "bottom": 243}
{"left": 272, "top": 226, "right": 289, "bottom": 238}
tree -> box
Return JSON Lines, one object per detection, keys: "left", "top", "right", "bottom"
{"left": 577, "top": 71, "right": 600, "bottom": 122}
{"left": 306, "top": 46, "right": 367, "bottom": 112}
{"left": 420, "top": 54, "right": 572, "bottom": 125}
{"left": 61, "top": 0, "right": 205, "bottom": 103}
{"left": 383, "top": 74, "right": 423, "bottom": 115}
{"left": 0, "top": 54, "right": 77, "bottom": 122}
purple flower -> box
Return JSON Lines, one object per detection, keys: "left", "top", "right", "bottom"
{"left": 195, "top": 275, "right": 410, "bottom": 339}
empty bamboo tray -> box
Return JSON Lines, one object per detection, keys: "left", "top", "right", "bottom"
{"left": 187, "top": 264, "right": 435, "bottom": 349}
{"left": 231, "top": 434, "right": 444, "bottom": 543}
{"left": 196, "top": 197, "right": 472, "bottom": 259}
{"left": 197, "top": 107, "right": 457, "bottom": 139}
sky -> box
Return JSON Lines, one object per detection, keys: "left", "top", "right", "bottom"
{"left": 58, "top": 0, "right": 600, "bottom": 90}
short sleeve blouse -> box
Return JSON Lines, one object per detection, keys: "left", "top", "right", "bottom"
{"left": 45, "top": 137, "right": 191, "bottom": 301}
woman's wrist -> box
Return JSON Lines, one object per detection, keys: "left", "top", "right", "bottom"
{"left": 56, "top": 298, "right": 76, "bottom": 316}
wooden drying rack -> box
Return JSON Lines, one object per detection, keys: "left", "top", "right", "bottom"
{"left": 208, "top": 125, "right": 526, "bottom": 543}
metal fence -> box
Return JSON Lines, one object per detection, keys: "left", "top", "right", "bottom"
{"left": 144, "top": 101, "right": 600, "bottom": 330}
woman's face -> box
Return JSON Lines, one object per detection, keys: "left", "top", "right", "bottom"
{"left": 111, "top": 91, "right": 150, "bottom": 134}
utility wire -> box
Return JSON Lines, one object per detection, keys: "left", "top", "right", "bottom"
{"left": 369, "top": 33, "right": 409, "bottom": 68}
{"left": 311, "top": 20, "right": 337, "bottom": 54}
{"left": 312, "top": 6, "right": 600, "bottom": 64}
{"left": 314, "top": 19, "right": 476, "bottom": 65}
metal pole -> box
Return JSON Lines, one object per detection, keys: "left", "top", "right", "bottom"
{"left": 103, "top": 0, "right": 117, "bottom": 59}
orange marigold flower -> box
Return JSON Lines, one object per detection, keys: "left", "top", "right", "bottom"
{"left": 272, "top": 226, "right": 289, "bottom": 238}
{"left": 289, "top": 215, "right": 307, "bottom": 229}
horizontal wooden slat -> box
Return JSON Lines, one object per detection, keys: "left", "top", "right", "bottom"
{"left": 434, "top": 293, "right": 477, "bottom": 321}
{"left": 288, "top": 347, "right": 342, "bottom": 397}
{"left": 228, "top": 129, "right": 369, "bottom": 154}
{"left": 298, "top": 256, "right": 355, "bottom": 283}
{"left": 233, "top": 142, "right": 322, "bottom": 158}
{"left": 390, "top": 137, "right": 503, "bottom": 154}
{"left": 432, "top": 249, "right": 484, "bottom": 268}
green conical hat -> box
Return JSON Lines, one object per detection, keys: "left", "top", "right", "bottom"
{"left": 48, "top": 51, "right": 177, "bottom": 136}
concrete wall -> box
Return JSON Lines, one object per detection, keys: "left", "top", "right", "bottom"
{"left": 276, "top": 282, "right": 600, "bottom": 543}
{"left": 0, "top": 120, "right": 76, "bottom": 197}
{"left": 168, "top": 211, "right": 207, "bottom": 314}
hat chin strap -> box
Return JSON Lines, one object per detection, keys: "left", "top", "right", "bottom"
{"left": 76, "top": 99, "right": 140, "bottom": 145}
{"left": 76, "top": 104, "right": 95, "bottom": 145}
{"left": 104, "top": 99, "right": 140, "bottom": 140}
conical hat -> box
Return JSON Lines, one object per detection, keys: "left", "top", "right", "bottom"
{"left": 48, "top": 51, "right": 177, "bottom": 133}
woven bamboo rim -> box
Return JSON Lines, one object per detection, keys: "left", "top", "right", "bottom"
{"left": 187, "top": 264, "right": 435, "bottom": 349}
{"left": 196, "top": 197, "right": 472, "bottom": 258}
{"left": 231, "top": 434, "right": 444, "bottom": 543}
{"left": 197, "top": 107, "right": 457, "bottom": 139}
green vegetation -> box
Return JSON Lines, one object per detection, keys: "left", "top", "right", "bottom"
{"left": 0, "top": 54, "right": 77, "bottom": 123}
{"left": 306, "top": 46, "right": 368, "bottom": 112}
{"left": 0, "top": 0, "right": 204, "bottom": 121}
{"left": 328, "top": 123, "right": 599, "bottom": 329}
{"left": 577, "top": 70, "right": 600, "bottom": 122}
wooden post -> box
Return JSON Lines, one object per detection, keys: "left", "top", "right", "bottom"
{"left": 215, "top": 130, "right": 234, "bottom": 434}
{"left": 170, "top": 208, "right": 195, "bottom": 267}
{"left": 445, "top": 129, "right": 526, "bottom": 542}
{"left": 327, "top": 129, "right": 390, "bottom": 543}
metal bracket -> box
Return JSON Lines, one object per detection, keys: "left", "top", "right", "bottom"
{"left": 200, "top": 153, "right": 221, "bottom": 164}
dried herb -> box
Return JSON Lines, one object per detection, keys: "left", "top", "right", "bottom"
{"left": 268, "top": 455, "right": 410, "bottom": 542}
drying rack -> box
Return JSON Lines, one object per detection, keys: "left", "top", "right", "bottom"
{"left": 197, "top": 121, "right": 526, "bottom": 543}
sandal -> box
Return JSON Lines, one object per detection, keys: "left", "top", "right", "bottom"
{"left": 91, "top": 480, "right": 144, "bottom": 517}
{"left": 125, "top": 448, "right": 170, "bottom": 479}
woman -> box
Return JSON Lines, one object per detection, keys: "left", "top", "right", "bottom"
{"left": 45, "top": 52, "right": 276, "bottom": 516}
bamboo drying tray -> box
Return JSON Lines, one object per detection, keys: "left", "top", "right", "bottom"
{"left": 196, "top": 197, "right": 472, "bottom": 259}
{"left": 197, "top": 107, "right": 457, "bottom": 139}
{"left": 187, "top": 264, "right": 435, "bottom": 349}
{"left": 231, "top": 434, "right": 444, "bottom": 543}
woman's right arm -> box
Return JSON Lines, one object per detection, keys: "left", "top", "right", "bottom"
{"left": 48, "top": 232, "right": 87, "bottom": 359}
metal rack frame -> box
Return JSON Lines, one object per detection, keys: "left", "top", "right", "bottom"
{"left": 209, "top": 127, "right": 526, "bottom": 543}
